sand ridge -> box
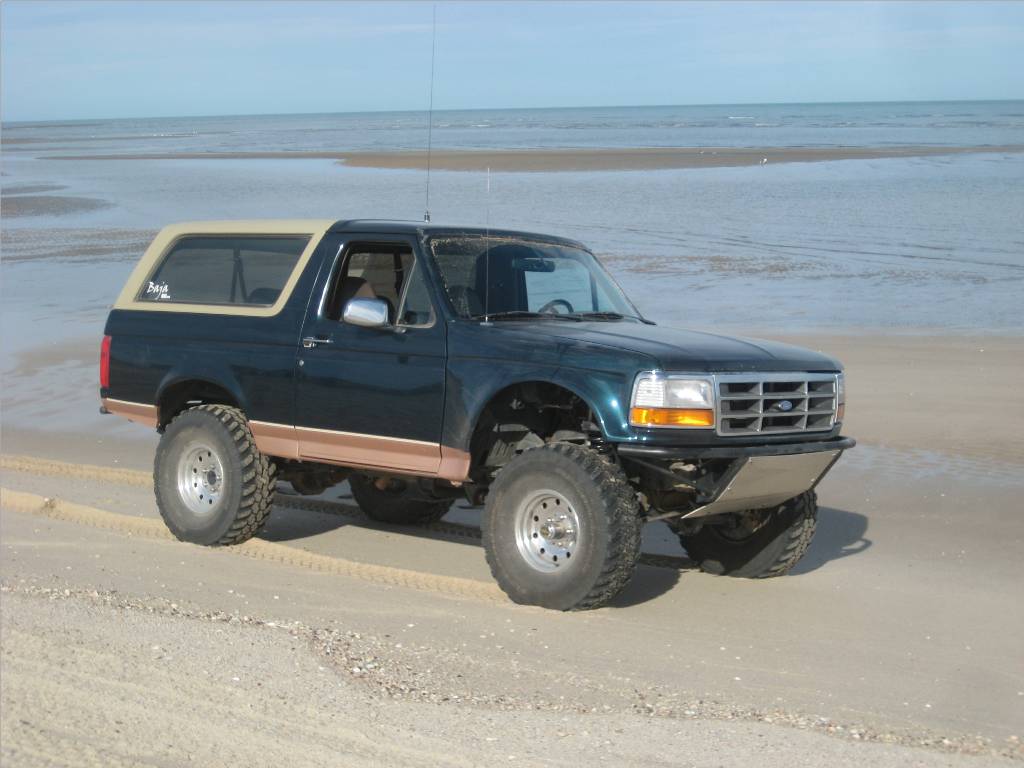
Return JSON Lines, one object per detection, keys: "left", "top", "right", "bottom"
{"left": 37, "top": 144, "right": 1024, "bottom": 171}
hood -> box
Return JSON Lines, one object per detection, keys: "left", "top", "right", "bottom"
{"left": 505, "top": 321, "right": 842, "bottom": 373}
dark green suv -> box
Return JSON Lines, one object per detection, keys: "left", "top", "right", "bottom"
{"left": 101, "top": 219, "right": 853, "bottom": 610}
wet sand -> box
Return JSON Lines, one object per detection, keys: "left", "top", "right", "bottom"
{"left": 771, "top": 333, "right": 1024, "bottom": 468}
{"left": 1, "top": 183, "right": 67, "bottom": 195}
{"left": 0, "top": 227, "right": 156, "bottom": 262}
{"left": 2, "top": 194, "right": 111, "bottom": 218}
{"left": 40, "top": 144, "right": 1024, "bottom": 171}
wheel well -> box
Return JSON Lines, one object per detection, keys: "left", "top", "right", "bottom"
{"left": 468, "top": 381, "right": 603, "bottom": 481}
{"left": 157, "top": 380, "right": 240, "bottom": 429}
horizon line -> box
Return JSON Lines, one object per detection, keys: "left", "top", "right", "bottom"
{"left": 3, "top": 97, "right": 1023, "bottom": 127}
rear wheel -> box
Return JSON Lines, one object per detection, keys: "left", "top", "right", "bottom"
{"left": 348, "top": 474, "right": 452, "bottom": 525}
{"left": 482, "top": 443, "right": 642, "bottom": 610}
{"left": 154, "top": 404, "right": 276, "bottom": 545}
{"left": 676, "top": 491, "right": 817, "bottom": 577}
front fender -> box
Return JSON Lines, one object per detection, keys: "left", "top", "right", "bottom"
{"left": 442, "top": 321, "right": 658, "bottom": 453}
{"left": 442, "top": 363, "right": 647, "bottom": 454}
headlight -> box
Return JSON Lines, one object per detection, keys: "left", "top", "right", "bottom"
{"left": 630, "top": 373, "right": 715, "bottom": 428}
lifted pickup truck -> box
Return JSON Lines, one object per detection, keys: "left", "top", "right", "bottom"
{"left": 101, "top": 219, "right": 853, "bottom": 610}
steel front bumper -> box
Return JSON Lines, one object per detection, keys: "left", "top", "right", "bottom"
{"left": 617, "top": 437, "right": 855, "bottom": 519}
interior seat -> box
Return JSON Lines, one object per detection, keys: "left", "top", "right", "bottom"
{"left": 473, "top": 243, "right": 529, "bottom": 315}
{"left": 246, "top": 287, "right": 281, "bottom": 305}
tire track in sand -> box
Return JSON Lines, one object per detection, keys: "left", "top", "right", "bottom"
{"left": 0, "top": 487, "right": 505, "bottom": 604}
{"left": 0, "top": 454, "right": 693, "bottom": 572}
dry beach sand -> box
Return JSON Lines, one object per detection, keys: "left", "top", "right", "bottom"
{"left": 2, "top": 331, "right": 1022, "bottom": 767}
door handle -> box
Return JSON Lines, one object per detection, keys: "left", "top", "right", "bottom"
{"left": 302, "top": 336, "right": 333, "bottom": 348}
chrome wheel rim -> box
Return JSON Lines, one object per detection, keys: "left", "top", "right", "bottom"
{"left": 514, "top": 489, "right": 581, "bottom": 573}
{"left": 176, "top": 441, "right": 226, "bottom": 515}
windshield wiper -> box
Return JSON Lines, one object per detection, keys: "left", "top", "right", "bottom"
{"left": 470, "top": 311, "right": 581, "bottom": 322}
{"left": 571, "top": 311, "right": 637, "bottom": 321}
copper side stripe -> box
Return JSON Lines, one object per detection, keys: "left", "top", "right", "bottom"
{"left": 438, "top": 445, "right": 472, "bottom": 483}
{"left": 252, "top": 421, "right": 471, "bottom": 482}
{"left": 248, "top": 421, "right": 300, "bottom": 461}
{"left": 103, "top": 405, "right": 471, "bottom": 482}
{"left": 102, "top": 398, "right": 158, "bottom": 428}
{"left": 296, "top": 426, "right": 441, "bottom": 476}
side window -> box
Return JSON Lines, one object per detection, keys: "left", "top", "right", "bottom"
{"left": 326, "top": 243, "right": 433, "bottom": 327}
{"left": 397, "top": 261, "right": 434, "bottom": 326}
{"left": 138, "top": 235, "right": 309, "bottom": 306}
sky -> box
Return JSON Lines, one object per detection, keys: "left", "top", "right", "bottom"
{"left": 2, "top": 1, "right": 1023, "bottom": 122}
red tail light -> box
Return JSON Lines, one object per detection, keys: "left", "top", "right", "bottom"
{"left": 100, "top": 335, "right": 112, "bottom": 389}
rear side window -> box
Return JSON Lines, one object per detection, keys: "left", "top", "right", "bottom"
{"left": 138, "top": 236, "right": 309, "bottom": 306}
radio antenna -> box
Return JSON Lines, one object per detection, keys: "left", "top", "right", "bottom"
{"left": 483, "top": 166, "right": 491, "bottom": 323}
{"left": 423, "top": 4, "right": 437, "bottom": 223}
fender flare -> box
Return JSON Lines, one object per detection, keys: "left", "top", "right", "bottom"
{"left": 446, "top": 366, "right": 632, "bottom": 456}
{"left": 154, "top": 368, "right": 249, "bottom": 427}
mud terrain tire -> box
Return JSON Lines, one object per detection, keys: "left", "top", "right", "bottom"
{"left": 154, "top": 404, "right": 276, "bottom": 545}
{"left": 349, "top": 474, "right": 452, "bottom": 525}
{"left": 482, "top": 443, "right": 642, "bottom": 610}
{"left": 678, "top": 491, "right": 817, "bottom": 577}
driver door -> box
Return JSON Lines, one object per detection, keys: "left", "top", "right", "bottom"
{"left": 294, "top": 237, "right": 446, "bottom": 475}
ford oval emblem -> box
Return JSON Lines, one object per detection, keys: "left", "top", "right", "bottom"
{"left": 777, "top": 400, "right": 794, "bottom": 412}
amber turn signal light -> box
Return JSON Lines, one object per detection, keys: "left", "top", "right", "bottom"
{"left": 630, "top": 407, "right": 714, "bottom": 428}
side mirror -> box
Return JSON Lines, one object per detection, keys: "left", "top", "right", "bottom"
{"left": 342, "top": 297, "right": 390, "bottom": 328}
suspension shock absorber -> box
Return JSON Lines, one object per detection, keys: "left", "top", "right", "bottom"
{"left": 590, "top": 434, "right": 615, "bottom": 457}
{"left": 582, "top": 416, "right": 614, "bottom": 457}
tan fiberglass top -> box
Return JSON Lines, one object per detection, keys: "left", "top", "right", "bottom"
{"left": 113, "top": 220, "right": 335, "bottom": 317}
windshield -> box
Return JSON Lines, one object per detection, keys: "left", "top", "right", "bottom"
{"left": 429, "top": 236, "right": 641, "bottom": 320}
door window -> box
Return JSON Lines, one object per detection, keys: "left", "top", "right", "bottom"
{"left": 326, "top": 243, "right": 434, "bottom": 327}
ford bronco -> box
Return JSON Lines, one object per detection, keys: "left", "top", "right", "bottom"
{"left": 100, "top": 219, "right": 853, "bottom": 610}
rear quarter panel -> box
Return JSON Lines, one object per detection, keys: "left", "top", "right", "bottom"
{"left": 102, "top": 228, "right": 333, "bottom": 426}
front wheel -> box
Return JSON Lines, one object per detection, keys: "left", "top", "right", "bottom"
{"left": 482, "top": 443, "right": 642, "bottom": 610}
{"left": 676, "top": 491, "right": 818, "bottom": 578}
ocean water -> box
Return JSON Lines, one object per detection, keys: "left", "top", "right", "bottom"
{"left": 3, "top": 101, "right": 1024, "bottom": 155}
{"left": 1, "top": 101, "right": 1023, "bottom": 439}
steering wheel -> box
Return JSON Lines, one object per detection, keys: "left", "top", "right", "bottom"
{"left": 537, "top": 298, "right": 574, "bottom": 314}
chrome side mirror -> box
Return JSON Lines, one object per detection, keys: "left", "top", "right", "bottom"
{"left": 342, "top": 297, "right": 390, "bottom": 328}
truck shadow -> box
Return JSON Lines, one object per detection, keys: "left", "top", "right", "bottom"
{"left": 259, "top": 491, "right": 685, "bottom": 605}
{"left": 607, "top": 565, "right": 681, "bottom": 607}
{"left": 788, "top": 506, "right": 871, "bottom": 575}
{"left": 259, "top": 499, "right": 370, "bottom": 542}
{"left": 610, "top": 506, "right": 872, "bottom": 606}
{"left": 258, "top": 493, "right": 869, "bottom": 605}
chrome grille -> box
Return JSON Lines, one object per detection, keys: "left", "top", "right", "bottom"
{"left": 716, "top": 373, "right": 839, "bottom": 436}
